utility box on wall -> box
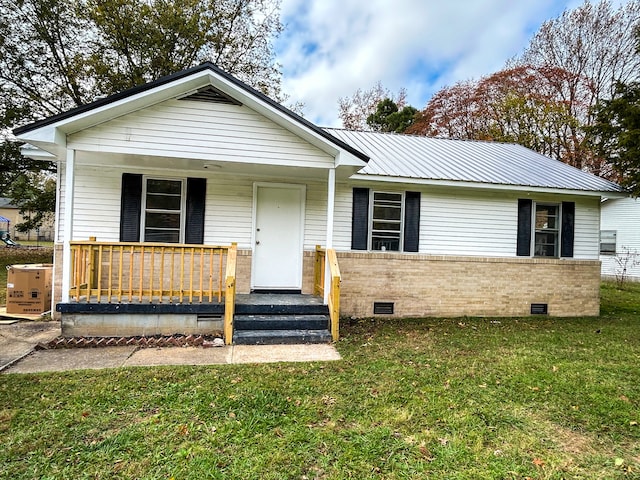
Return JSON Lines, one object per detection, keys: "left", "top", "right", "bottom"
{"left": 6, "top": 264, "right": 53, "bottom": 315}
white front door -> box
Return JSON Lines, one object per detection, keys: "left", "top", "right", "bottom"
{"left": 252, "top": 184, "right": 305, "bottom": 290}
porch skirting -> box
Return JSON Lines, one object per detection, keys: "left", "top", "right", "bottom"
{"left": 335, "top": 252, "right": 601, "bottom": 318}
{"left": 61, "top": 312, "right": 223, "bottom": 337}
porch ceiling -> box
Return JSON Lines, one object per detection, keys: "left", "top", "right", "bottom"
{"left": 75, "top": 150, "right": 360, "bottom": 180}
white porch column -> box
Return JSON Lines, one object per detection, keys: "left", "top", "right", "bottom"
{"left": 61, "top": 149, "right": 75, "bottom": 303}
{"left": 323, "top": 168, "right": 336, "bottom": 303}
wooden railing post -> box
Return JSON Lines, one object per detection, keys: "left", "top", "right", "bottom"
{"left": 326, "top": 248, "right": 341, "bottom": 342}
{"left": 224, "top": 243, "right": 238, "bottom": 345}
{"left": 314, "top": 245, "right": 326, "bottom": 297}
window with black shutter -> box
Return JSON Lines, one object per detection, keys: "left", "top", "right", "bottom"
{"left": 351, "top": 188, "right": 420, "bottom": 252}
{"left": 119, "top": 174, "right": 206, "bottom": 244}
{"left": 516, "top": 199, "right": 574, "bottom": 258}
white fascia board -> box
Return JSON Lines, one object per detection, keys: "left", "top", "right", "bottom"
{"left": 350, "top": 173, "right": 628, "bottom": 198}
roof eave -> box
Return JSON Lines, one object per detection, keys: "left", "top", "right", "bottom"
{"left": 13, "top": 62, "right": 369, "bottom": 166}
{"left": 349, "top": 173, "right": 628, "bottom": 197}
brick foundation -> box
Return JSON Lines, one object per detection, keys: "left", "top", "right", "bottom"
{"left": 335, "top": 252, "right": 600, "bottom": 318}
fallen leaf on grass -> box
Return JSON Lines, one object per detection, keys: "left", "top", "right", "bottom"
{"left": 532, "top": 458, "right": 545, "bottom": 467}
{"left": 419, "top": 445, "right": 434, "bottom": 461}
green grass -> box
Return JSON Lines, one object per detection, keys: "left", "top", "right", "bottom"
{"left": 0, "top": 247, "right": 54, "bottom": 306}
{"left": 1, "top": 283, "right": 639, "bottom": 479}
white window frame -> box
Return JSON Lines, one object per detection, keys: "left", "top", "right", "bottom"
{"left": 140, "top": 176, "right": 187, "bottom": 244}
{"left": 532, "top": 202, "right": 561, "bottom": 258}
{"left": 600, "top": 230, "right": 617, "bottom": 255}
{"left": 369, "top": 190, "right": 404, "bottom": 252}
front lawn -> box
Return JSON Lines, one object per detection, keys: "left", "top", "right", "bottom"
{"left": 1, "top": 282, "right": 639, "bottom": 479}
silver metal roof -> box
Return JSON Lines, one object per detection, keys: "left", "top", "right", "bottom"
{"left": 326, "top": 128, "right": 624, "bottom": 193}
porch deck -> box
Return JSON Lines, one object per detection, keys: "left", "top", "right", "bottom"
{"left": 56, "top": 293, "right": 324, "bottom": 315}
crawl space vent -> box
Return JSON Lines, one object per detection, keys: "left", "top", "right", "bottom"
{"left": 179, "top": 86, "right": 241, "bottom": 105}
{"left": 373, "top": 302, "right": 394, "bottom": 315}
{"left": 530, "top": 303, "right": 548, "bottom": 315}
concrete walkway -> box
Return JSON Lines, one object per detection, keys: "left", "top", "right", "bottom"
{"left": 0, "top": 321, "right": 341, "bottom": 374}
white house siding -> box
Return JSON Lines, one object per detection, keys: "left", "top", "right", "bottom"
{"left": 573, "top": 196, "right": 601, "bottom": 260}
{"left": 600, "top": 197, "right": 640, "bottom": 280}
{"left": 57, "top": 163, "right": 328, "bottom": 249}
{"left": 333, "top": 182, "right": 601, "bottom": 260}
{"left": 66, "top": 99, "right": 334, "bottom": 168}
{"left": 304, "top": 180, "right": 328, "bottom": 248}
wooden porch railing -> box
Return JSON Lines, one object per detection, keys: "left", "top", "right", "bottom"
{"left": 69, "top": 239, "right": 236, "bottom": 304}
{"left": 314, "top": 245, "right": 341, "bottom": 341}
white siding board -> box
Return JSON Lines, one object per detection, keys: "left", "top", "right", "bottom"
{"left": 72, "top": 166, "right": 122, "bottom": 241}
{"left": 61, "top": 164, "right": 331, "bottom": 250}
{"left": 573, "top": 197, "right": 600, "bottom": 260}
{"left": 205, "top": 176, "right": 254, "bottom": 247}
{"left": 333, "top": 183, "right": 354, "bottom": 251}
{"left": 421, "top": 192, "right": 517, "bottom": 256}
{"left": 333, "top": 184, "right": 601, "bottom": 259}
{"left": 304, "top": 181, "right": 328, "bottom": 248}
{"left": 68, "top": 99, "right": 334, "bottom": 167}
{"left": 600, "top": 197, "right": 640, "bottom": 279}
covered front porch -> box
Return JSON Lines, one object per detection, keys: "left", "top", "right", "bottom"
{"left": 56, "top": 240, "right": 341, "bottom": 344}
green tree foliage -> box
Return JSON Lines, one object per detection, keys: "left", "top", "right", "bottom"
{"left": 589, "top": 81, "right": 640, "bottom": 195}
{"left": 338, "top": 82, "right": 409, "bottom": 131}
{"left": 366, "top": 98, "right": 417, "bottom": 133}
{"left": 8, "top": 173, "right": 56, "bottom": 233}
{"left": 0, "top": 0, "right": 283, "bottom": 230}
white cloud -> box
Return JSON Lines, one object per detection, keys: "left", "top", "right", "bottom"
{"left": 275, "top": 0, "right": 581, "bottom": 127}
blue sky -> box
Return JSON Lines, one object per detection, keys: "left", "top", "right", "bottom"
{"left": 274, "top": 0, "right": 623, "bottom": 127}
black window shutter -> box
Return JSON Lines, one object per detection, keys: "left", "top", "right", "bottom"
{"left": 403, "top": 191, "right": 420, "bottom": 252}
{"left": 120, "top": 173, "right": 142, "bottom": 242}
{"left": 351, "top": 188, "right": 369, "bottom": 250}
{"left": 185, "top": 177, "right": 206, "bottom": 245}
{"left": 561, "top": 201, "right": 575, "bottom": 258}
{"left": 517, "top": 199, "right": 532, "bottom": 256}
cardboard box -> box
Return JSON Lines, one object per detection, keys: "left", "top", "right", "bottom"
{"left": 6, "top": 264, "right": 53, "bottom": 315}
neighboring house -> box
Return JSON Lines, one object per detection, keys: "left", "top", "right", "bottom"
{"left": 0, "top": 196, "right": 54, "bottom": 241}
{"left": 600, "top": 197, "right": 640, "bottom": 281}
{"left": 12, "top": 63, "right": 625, "bottom": 342}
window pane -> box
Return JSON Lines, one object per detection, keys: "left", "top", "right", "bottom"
{"left": 374, "top": 192, "right": 402, "bottom": 203}
{"left": 146, "top": 193, "right": 182, "bottom": 210}
{"left": 373, "top": 221, "right": 402, "bottom": 231}
{"left": 535, "top": 205, "right": 558, "bottom": 230}
{"left": 372, "top": 235, "right": 400, "bottom": 251}
{"left": 147, "top": 179, "right": 182, "bottom": 195}
{"left": 145, "top": 229, "right": 180, "bottom": 243}
{"left": 371, "top": 192, "right": 403, "bottom": 251}
{"left": 534, "top": 231, "right": 558, "bottom": 257}
{"left": 373, "top": 206, "right": 402, "bottom": 221}
{"left": 145, "top": 212, "right": 181, "bottom": 229}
